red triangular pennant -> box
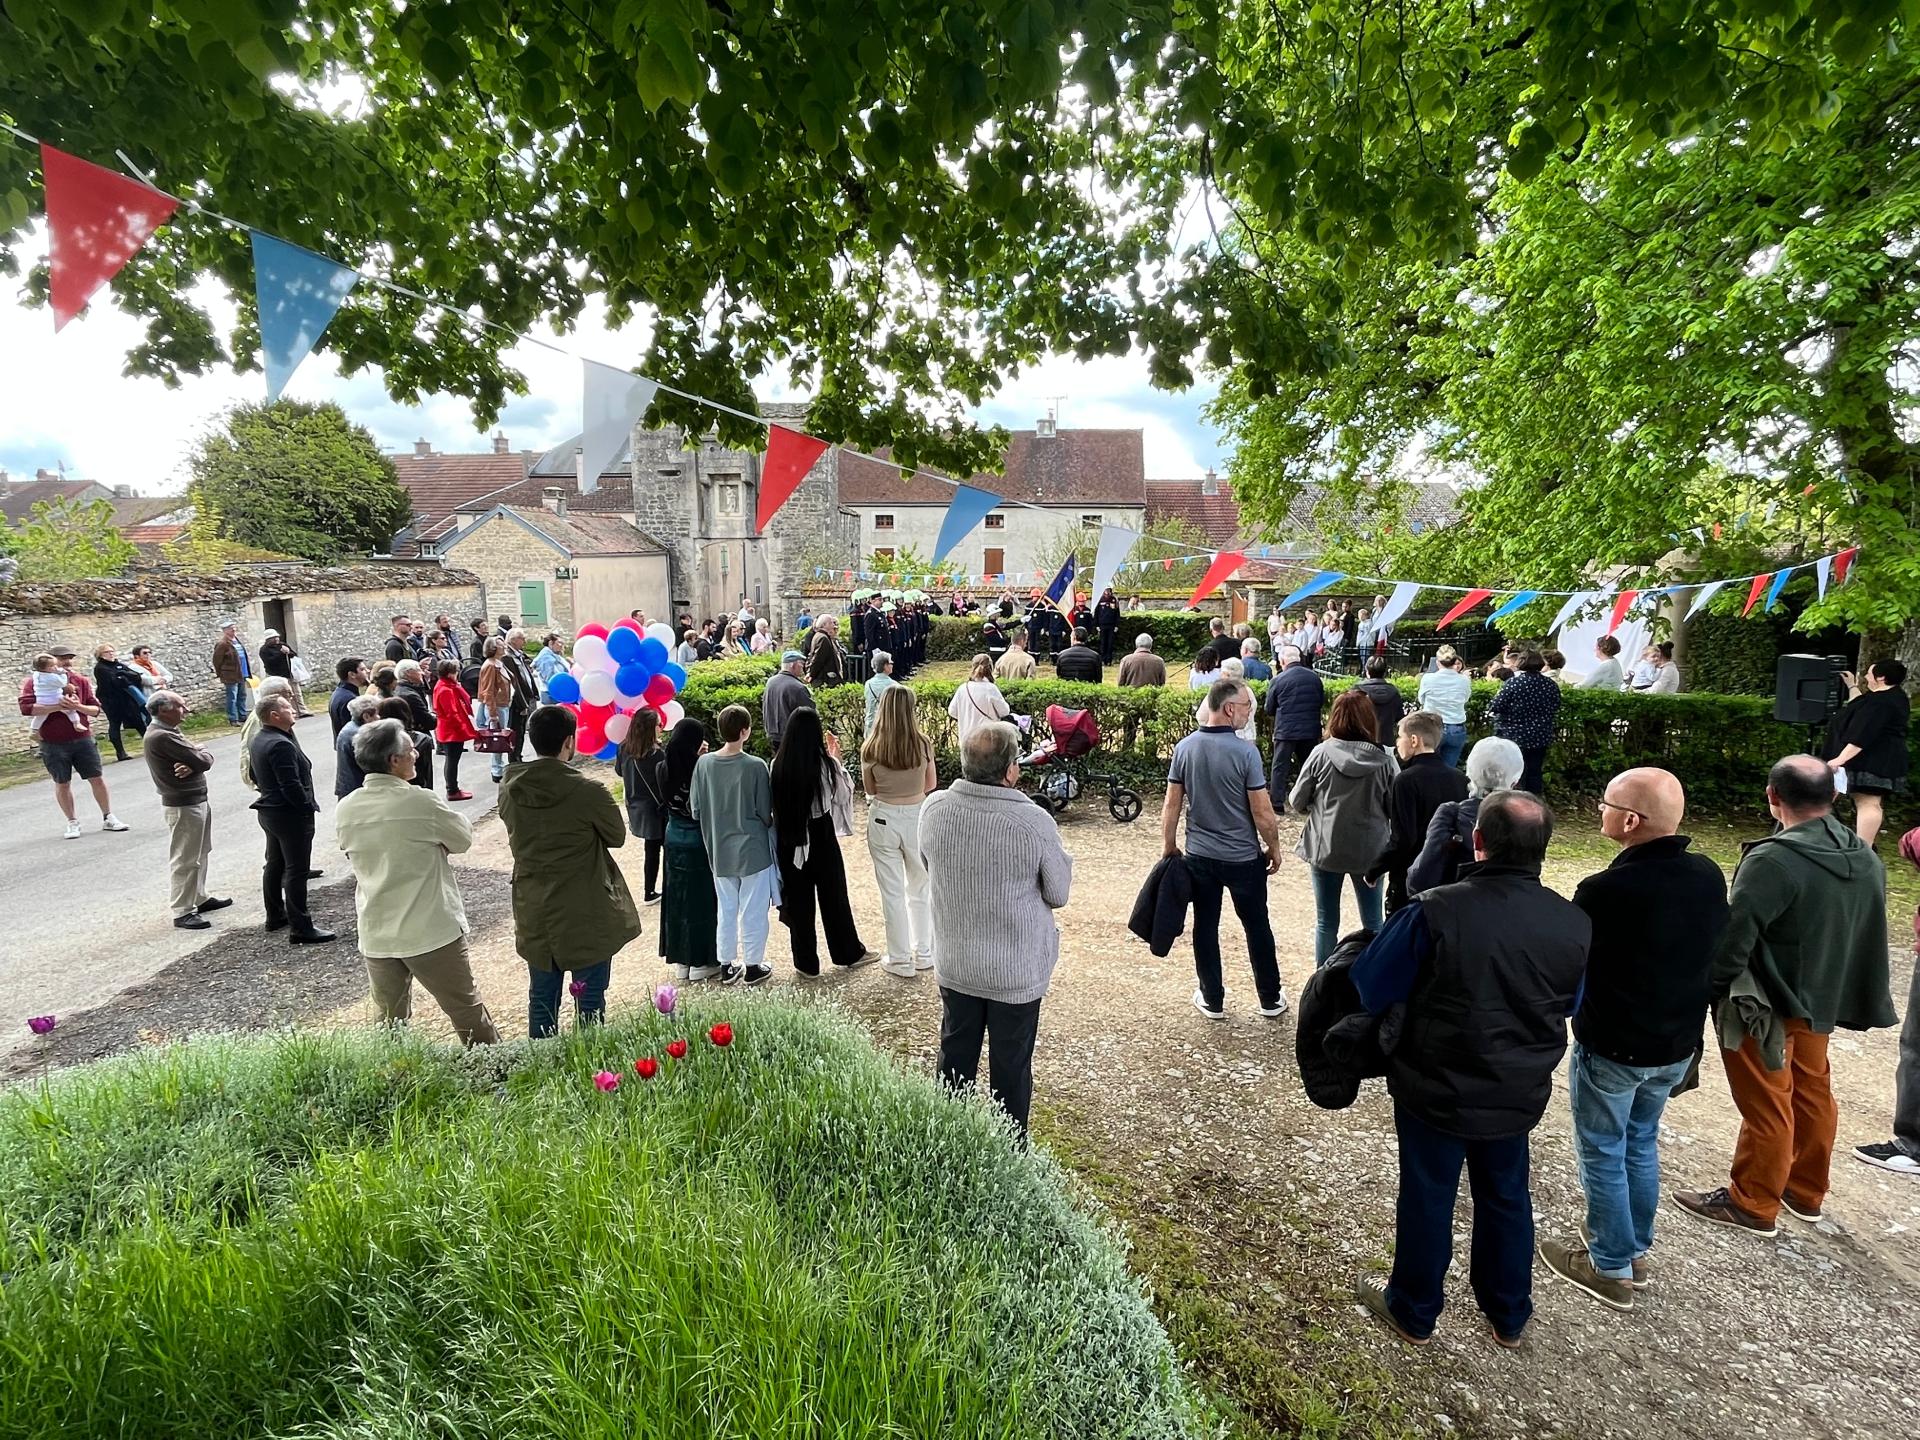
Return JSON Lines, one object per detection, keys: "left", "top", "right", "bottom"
{"left": 1436, "top": 588, "right": 1494, "bottom": 629}
{"left": 1162, "top": 556, "right": 1174, "bottom": 572}
{"left": 1834, "top": 546, "right": 1858, "bottom": 585}
{"left": 1607, "top": 589, "right": 1639, "bottom": 635}
{"left": 1741, "top": 573, "right": 1771, "bottom": 617}
{"left": 42, "top": 144, "right": 180, "bottom": 331}
{"left": 1187, "top": 551, "right": 1244, "bottom": 609}
{"left": 755, "top": 425, "right": 829, "bottom": 532}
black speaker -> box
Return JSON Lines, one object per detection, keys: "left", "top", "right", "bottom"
{"left": 1774, "top": 654, "right": 1843, "bottom": 724}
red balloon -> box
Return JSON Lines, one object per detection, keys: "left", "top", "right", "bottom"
{"left": 576, "top": 622, "right": 610, "bottom": 641}
{"left": 579, "top": 701, "right": 615, "bottom": 727}
{"left": 612, "top": 617, "right": 644, "bottom": 634}
{"left": 576, "top": 724, "right": 606, "bottom": 754}
{"left": 643, "top": 673, "right": 676, "bottom": 707}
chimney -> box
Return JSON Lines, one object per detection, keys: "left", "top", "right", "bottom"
{"left": 574, "top": 444, "right": 597, "bottom": 496}
{"left": 1201, "top": 468, "right": 1219, "bottom": 497}
{"left": 492, "top": 431, "right": 510, "bottom": 455}
{"left": 413, "top": 438, "right": 432, "bottom": 456}
{"left": 543, "top": 486, "right": 568, "bottom": 518}
{"left": 112, "top": 483, "right": 137, "bottom": 498}
{"left": 1035, "top": 415, "right": 1056, "bottom": 439}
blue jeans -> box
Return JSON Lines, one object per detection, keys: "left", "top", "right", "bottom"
{"left": 1184, "top": 853, "right": 1282, "bottom": 1011}
{"left": 1437, "top": 723, "right": 1467, "bottom": 770}
{"left": 224, "top": 680, "right": 247, "bottom": 724}
{"left": 527, "top": 959, "right": 612, "bottom": 1039}
{"left": 1386, "top": 1103, "right": 1535, "bottom": 1341}
{"left": 1569, "top": 1043, "right": 1692, "bottom": 1279}
{"left": 1309, "top": 865, "right": 1382, "bottom": 967}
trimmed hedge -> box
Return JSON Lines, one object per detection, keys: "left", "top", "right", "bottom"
{"left": 678, "top": 660, "right": 1823, "bottom": 810}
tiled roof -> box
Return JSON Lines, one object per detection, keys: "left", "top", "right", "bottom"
{"left": 389, "top": 450, "right": 555, "bottom": 553}
{"left": 1145, "top": 476, "right": 1242, "bottom": 546}
{"left": 443, "top": 504, "right": 666, "bottom": 559}
{"left": 0, "top": 478, "right": 109, "bottom": 525}
{"left": 108, "top": 496, "right": 190, "bottom": 529}
{"left": 122, "top": 523, "right": 188, "bottom": 545}
{"left": 839, "top": 427, "right": 1147, "bottom": 506}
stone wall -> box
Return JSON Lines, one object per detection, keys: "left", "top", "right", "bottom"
{"left": 435, "top": 517, "right": 574, "bottom": 635}
{"left": 1, "top": 562, "right": 478, "bottom": 754}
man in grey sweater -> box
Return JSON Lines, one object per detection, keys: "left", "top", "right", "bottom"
{"left": 919, "top": 720, "right": 1074, "bottom": 1135}
{"left": 762, "top": 650, "right": 813, "bottom": 749}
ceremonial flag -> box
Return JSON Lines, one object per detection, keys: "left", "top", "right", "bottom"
{"left": 756, "top": 425, "right": 830, "bottom": 532}
{"left": 932, "top": 484, "right": 1003, "bottom": 563}
{"left": 580, "top": 360, "right": 659, "bottom": 490}
{"left": 1043, "top": 552, "right": 1077, "bottom": 614}
{"left": 43, "top": 143, "right": 179, "bottom": 330}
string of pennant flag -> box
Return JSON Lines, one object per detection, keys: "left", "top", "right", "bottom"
{"left": 4, "top": 124, "right": 1860, "bottom": 630}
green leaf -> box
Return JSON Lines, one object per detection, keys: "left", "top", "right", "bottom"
{"left": 636, "top": 23, "right": 704, "bottom": 112}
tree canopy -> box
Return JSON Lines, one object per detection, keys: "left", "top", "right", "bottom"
{"left": 0, "top": 0, "right": 1905, "bottom": 480}
{"left": 185, "top": 399, "right": 412, "bottom": 561}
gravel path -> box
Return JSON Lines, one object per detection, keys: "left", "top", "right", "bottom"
{"left": 19, "top": 782, "right": 1919, "bottom": 1439}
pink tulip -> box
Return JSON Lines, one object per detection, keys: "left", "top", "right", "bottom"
{"left": 654, "top": 984, "right": 677, "bottom": 1016}
{"left": 592, "top": 1070, "right": 619, "bottom": 1092}
{"left": 26, "top": 1015, "right": 55, "bottom": 1035}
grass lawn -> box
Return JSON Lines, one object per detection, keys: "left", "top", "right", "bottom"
{"left": 0, "top": 1000, "right": 1209, "bottom": 1440}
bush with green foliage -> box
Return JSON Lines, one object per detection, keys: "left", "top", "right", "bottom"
{"left": 0, "top": 1005, "right": 1204, "bottom": 1440}
{"left": 5, "top": 496, "right": 136, "bottom": 581}
{"left": 1684, "top": 607, "right": 1802, "bottom": 696}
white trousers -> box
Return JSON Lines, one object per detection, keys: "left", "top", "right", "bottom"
{"left": 163, "top": 801, "right": 213, "bottom": 918}
{"left": 866, "top": 799, "right": 933, "bottom": 964}
{"left": 714, "top": 864, "right": 776, "bottom": 967}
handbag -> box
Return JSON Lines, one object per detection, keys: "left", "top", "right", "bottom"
{"left": 471, "top": 727, "right": 514, "bottom": 754}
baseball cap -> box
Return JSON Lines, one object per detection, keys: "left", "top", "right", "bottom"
{"left": 781, "top": 649, "right": 806, "bottom": 663}
{"left": 49, "top": 644, "right": 76, "bottom": 658}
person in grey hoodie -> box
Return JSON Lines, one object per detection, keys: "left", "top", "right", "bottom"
{"left": 919, "top": 719, "right": 1073, "bottom": 1135}
{"left": 1290, "top": 689, "right": 1399, "bottom": 966}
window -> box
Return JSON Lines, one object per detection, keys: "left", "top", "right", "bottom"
{"left": 873, "top": 547, "right": 896, "bottom": 561}
{"left": 874, "top": 514, "right": 895, "bottom": 530}
{"left": 1081, "top": 513, "right": 1103, "bottom": 528}
{"left": 984, "top": 513, "right": 1005, "bottom": 530}
{"left": 417, "top": 540, "right": 439, "bottom": 557}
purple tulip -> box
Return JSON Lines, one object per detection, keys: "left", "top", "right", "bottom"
{"left": 568, "top": 980, "right": 587, "bottom": 998}
{"left": 26, "top": 1015, "right": 55, "bottom": 1035}
{"left": 654, "top": 984, "right": 677, "bottom": 1016}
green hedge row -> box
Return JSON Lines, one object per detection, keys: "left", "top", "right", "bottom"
{"left": 925, "top": 610, "right": 1508, "bottom": 665}
{"left": 677, "top": 660, "right": 1825, "bottom": 811}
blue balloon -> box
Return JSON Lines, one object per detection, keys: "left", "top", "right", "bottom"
{"left": 546, "top": 671, "right": 581, "bottom": 704}
{"left": 636, "top": 636, "right": 670, "bottom": 670}
{"left": 660, "top": 661, "right": 687, "bottom": 692}
{"left": 615, "top": 661, "right": 653, "bottom": 696}
{"left": 594, "top": 741, "right": 618, "bottom": 760}
{"left": 606, "top": 625, "right": 642, "bottom": 664}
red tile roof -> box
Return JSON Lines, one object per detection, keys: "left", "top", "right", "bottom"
{"left": 838, "top": 428, "right": 1146, "bottom": 506}
{"left": 0, "top": 478, "right": 110, "bottom": 525}
{"left": 1145, "top": 476, "right": 1242, "bottom": 546}
{"left": 389, "top": 450, "right": 560, "bottom": 552}
{"left": 121, "top": 523, "right": 188, "bottom": 545}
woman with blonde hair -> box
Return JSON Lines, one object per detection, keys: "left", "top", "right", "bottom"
{"left": 1416, "top": 643, "right": 1472, "bottom": 769}
{"left": 862, "top": 684, "right": 939, "bottom": 977}
{"left": 947, "top": 653, "right": 1011, "bottom": 750}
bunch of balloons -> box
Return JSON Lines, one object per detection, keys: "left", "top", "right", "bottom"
{"left": 543, "top": 619, "right": 688, "bottom": 760}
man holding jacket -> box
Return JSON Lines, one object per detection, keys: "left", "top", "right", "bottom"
{"left": 1349, "top": 790, "right": 1589, "bottom": 1348}
{"left": 1673, "top": 755, "right": 1894, "bottom": 1235}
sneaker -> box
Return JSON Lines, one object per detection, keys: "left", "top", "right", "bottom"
{"left": 881, "top": 957, "right": 918, "bottom": 978}
{"left": 172, "top": 912, "right": 211, "bottom": 930}
{"left": 643, "top": 892, "right": 662, "bottom": 907}
{"left": 1780, "top": 1194, "right": 1825, "bottom": 1223}
{"left": 669, "top": 964, "right": 691, "bottom": 982}
{"left": 686, "top": 964, "right": 722, "bottom": 983}
{"left": 1538, "top": 1239, "right": 1634, "bottom": 1312}
{"left": 719, "top": 963, "right": 745, "bottom": 985}
{"left": 63, "top": 822, "right": 82, "bottom": 840}
{"left": 837, "top": 950, "right": 882, "bottom": 970}
{"left": 101, "top": 814, "right": 129, "bottom": 832}
{"left": 446, "top": 789, "right": 475, "bottom": 802}
{"left": 1854, "top": 1141, "right": 1920, "bottom": 1177}
{"left": 1579, "top": 1218, "right": 1649, "bottom": 1288}
{"left": 913, "top": 951, "right": 935, "bottom": 971}
{"left": 744, "top": 964, "right": 774, "bottom": 987}
{"left": 1258, "top": 989, "right": 1291, "bottom": 1019}
{"left": 1191, "top": 989, "right": 1225, "bottom": 1020}
{"left": 1669, "top": 1187, "right": 1777, "bottom": 1237}
{"left": 1353, "top": 1277, "right": 1428, "bottom": 1347}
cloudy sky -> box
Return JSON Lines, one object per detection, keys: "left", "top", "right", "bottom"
{"left": 0, "top": 227, "right": 1229, "bottom": 495}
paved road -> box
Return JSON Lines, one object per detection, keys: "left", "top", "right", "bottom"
{"left": 0, "top": 714, "right": 500, "bottom": 1035}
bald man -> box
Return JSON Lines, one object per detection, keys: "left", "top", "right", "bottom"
{"left": 1535, "top": 768, "right": 1729, "bottom": 1311}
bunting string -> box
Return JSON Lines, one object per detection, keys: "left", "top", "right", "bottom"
{"left": 0, "top": 120, "right": 1861, "bottom": 618}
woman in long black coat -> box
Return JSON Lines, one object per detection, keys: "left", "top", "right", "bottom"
{"left": 91, "top": 643, "right": 150, "bottom": 761}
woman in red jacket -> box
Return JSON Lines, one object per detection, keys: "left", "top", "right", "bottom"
{"left": 432, "top": 658, "right": 478, "bottom": 801}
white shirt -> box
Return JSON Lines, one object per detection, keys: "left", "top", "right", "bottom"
{"left": 1647, "top": 662, "right": 1680, "bottom": 694}
{"left": 335, "top": 774, "right": 474, "bottom": 958}
{"left": 1580, "top": 657, "right": 1625, "bottom": 691}
{"left": 1416, "top": 668, "right": 1472, "bottom": 725}
{"left": 948, "top": 679, "right": 1011, "bottom": 750}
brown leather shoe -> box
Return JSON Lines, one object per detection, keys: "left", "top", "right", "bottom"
{"left": 1539, "top": 1240, "right": 1634, "bottom": 1312}
{"left": 1580, "top": 1218, "right": 1650, "bottom": 1288}
{"left": 1670, "top": 1187, "right": 1777, "bottom": 1237}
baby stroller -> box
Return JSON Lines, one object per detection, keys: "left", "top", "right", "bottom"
{"left": 1018, "top": 704, "right": 1143, "bottom": 823}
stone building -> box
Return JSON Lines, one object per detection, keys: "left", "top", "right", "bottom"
{"left": 0, "top": 561, "right": 478, "bottom": 755}
{"left": 436, "top": 496, "right": 671, "bottom": 635}
{"left": 531, "top": 401, "right": 858, "bottom": 631}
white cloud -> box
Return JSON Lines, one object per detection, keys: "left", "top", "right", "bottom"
{"left": 0, "top": 228, "right": 1228, "bottom": 491}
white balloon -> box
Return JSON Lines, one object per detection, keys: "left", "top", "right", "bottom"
{"left": 579, "top": 669, "right": 617, "bottom": 707}
{"left": 645, "top": 622, "right": 676, "bottom": 646}
{"left": 661, "top": 700, "right": 685, "bottom": 727}
{"left": 574, "top": 634, "right": 610, "bottom": 670}
{"left": 603, "top": 712, "right": 632, "bottom": 745}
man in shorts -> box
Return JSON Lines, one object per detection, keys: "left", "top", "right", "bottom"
{"left": 17, "top": 644, "right": 129, "bottom": 840}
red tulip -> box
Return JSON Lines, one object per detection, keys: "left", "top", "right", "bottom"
{"left": 592, "top": 1070, "right": 619, "bottom": 1092}
{"left": 708, "top": 1022, "right": 733, "bottom": 1048}
{"left": 635, "top": 1056, "right": 659, "bottom": 1079}
{"left": 666, "top": 1039, "right": 688, "bottom": 1060}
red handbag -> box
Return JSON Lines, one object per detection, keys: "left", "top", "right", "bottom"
{"left": 471, "top": 728, "right": 514, "bottom": 754}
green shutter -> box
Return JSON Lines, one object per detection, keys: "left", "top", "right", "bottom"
{"left": 517, "top": 581, "right": 549, "bottom": 627}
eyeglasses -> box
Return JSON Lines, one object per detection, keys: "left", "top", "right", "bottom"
{"left": 1596, "top": 799, "right": 1646, "bottom": 822}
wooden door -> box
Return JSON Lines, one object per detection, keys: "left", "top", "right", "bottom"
{"left": 983, "top": 547, "right": 1004, "bottom": 580}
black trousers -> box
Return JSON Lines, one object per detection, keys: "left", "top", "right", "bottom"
{"left": 256, "top": 807, "right": 315, "bottom": 929}
{"left": 1268, "top": 734, "right": 1314, "bottom": 797}
{"left": 939, "top": 988, "right": 1043, "bottom": 1135}
{"left": 1518, "top": 745, "right": 1548, "bottom": 796}
{"left": 441, "top": 742, "right": 465, "bottom": 794}
{"left": 1098, "top": 625, "right": 1117, "bottom": 663}
{"left": 643, "top": 837, "right": 662, "bottom": 898}
{"left": 777, "top": 815, "right": 867, "bottom": 973}
{"left": 106, "top": 706, "right": 149, "bottom": 758}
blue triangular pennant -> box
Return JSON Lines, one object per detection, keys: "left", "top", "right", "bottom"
{"left": 1277, "top": 570, "right": 1344, "bottom": 609}
{"left": 1763, "top": 567, "right": 1793, "bottom": 612}
{"left": 251, "top": 232, "right": 359, "bottom": 399}
{"left": 932, "top": 484, "right": 1003, "bottom": 563}
{"left": 1485, "top": 590, "right": 1542, "bottom": 627}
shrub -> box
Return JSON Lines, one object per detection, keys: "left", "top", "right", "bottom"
{"left": 1684, "top": 607, "right": 1799, "bottom": 695}
{"left": 0, "top": 1005, "right": 1204, "bottom": 1440}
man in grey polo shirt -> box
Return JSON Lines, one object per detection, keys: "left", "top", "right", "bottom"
{"left": 1161, "top": 676, "right": 1287, "bottom": 1019}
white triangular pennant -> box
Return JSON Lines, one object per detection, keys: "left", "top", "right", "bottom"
{"left": 1089, "top": 525, "right": 1139, "bottom": 609}
{"left": 1373, "top": 580, "right": 1420, "bottom": 630}
{"left": 581, "top": 360, "right": 659, "bottom": 491}
{"left": 1684, "top": 579, "right": 1728, "bottom": 620}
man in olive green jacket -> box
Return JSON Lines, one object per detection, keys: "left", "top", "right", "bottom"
{"left": 499, "top": 705, "right": 640, "bottom": 1037}
{"left": 1674, "top": 755, "right": 1894, "bottom": 1235}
